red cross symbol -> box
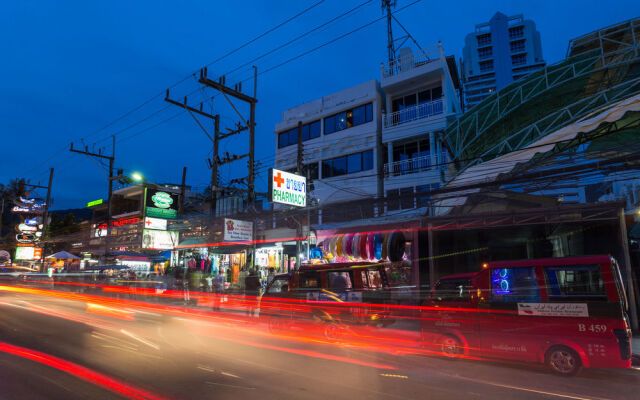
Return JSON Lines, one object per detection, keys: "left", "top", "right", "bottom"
{"left": 145, "top": 219, "right": 152, "bottom": 227}
{"left": 273, "top": 172, "right": 285, "bottom": 188}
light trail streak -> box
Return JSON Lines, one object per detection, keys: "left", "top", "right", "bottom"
{"left": 0, "top": 342, "right": 168, "bottom": 400}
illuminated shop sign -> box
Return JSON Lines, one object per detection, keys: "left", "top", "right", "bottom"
{"left": 25, "top": 218, "right": 39, "bottom": 226}
{"left": 268, "top": 168, "right": 306, "bottom": 207}
{"left": 15, "top": 246, "right": 42, "bottom": 260}
{"left": 16, "top": 234, "right": 35, "bottom": 243}
{"left": 144, "top": 189, "right": 179, "bottom": 219}
{"left": 144, "top": 217, "right": 167, "bottom": 230}
{"left": 17, "top": 223, "right": 37, "bottom": 233}
{"left": 12, "top": 205, "right": 44, "bottom": 214}
{"left": 141, "top": 229, "right": 178, "bottom": 250}
{"left": 96, "top": 217, "right": 140, "bottom": 230}
{"left": 86, "top": 199, "right": 103, "bottom": 207}
{"left": 223, "top": 218, "right": 253, "bottom": 242}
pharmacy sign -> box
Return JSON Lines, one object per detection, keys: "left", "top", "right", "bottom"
{"left": 269, "top": 168, "right": 306, "bottom": 207}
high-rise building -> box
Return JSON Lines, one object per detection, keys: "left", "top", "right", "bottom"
{"left": 461, "top": 12, "right": 545, "bottom": 109}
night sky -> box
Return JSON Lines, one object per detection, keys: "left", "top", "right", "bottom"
{"left": 1, "top": 0, "right": 637, "bottom": 210}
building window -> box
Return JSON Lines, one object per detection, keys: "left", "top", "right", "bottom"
{"left": 510, "top": 40, "right": 525, "bottom": 53}
{"left": 400, "top": 187, "right": 414, "bottom": 209}
{"left": 324, "top": 103, "right": 373, "bottom": 135}
{"left": 509, "top": 26, "right": 524, "bottom": 39}
{"left": 392, "top": 87, "right": 443, "bottom": 113}
{"left": 322, "top": 149, "right": 374, "bottom": 179}
{"left": 479, "top": 60, "right": 494, "bottom": 72}
{"left": 277, "top": 120, "right": 321, "bottom": 149}
{"left": 287, "top": 163, "right": 319, "bottom": 180}
{"left": 477, "top": 33, "right": 491, "bottom": 46}
{"left": 478, "top": 47, "right": 493, "bottom": 59}
{"left": 511, "top": 54, "right": 527, "bottom": 66}
{"left": 386, "top": 189, "right": 400, "bottom": 211}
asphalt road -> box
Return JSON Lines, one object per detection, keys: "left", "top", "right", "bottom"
{"left": 0, "top": 286, "right": 639, "bottom": 400}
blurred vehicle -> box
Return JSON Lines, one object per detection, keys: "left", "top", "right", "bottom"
{"left": 421, "top": 255, "right": 632, "bottom": 376}
{"left": 260, "top": 262, "right": 395, "bottom": 338}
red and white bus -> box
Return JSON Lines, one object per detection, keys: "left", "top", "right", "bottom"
{"left": 421, "top": 255, "right": 632, "bottom": 375}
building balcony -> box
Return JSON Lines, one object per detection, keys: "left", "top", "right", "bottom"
{"left": 383, "top": 155, "right": 432, "bottom": 178}
{"left": 380, "top": 45, "right": 445, "bottom": 93}
{"left": 383, "top": 99, "right": 444, "bottom": 128}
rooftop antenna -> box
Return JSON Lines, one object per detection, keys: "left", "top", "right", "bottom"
{"left": 382, "top": 0, "right": 397, "bottom": 64}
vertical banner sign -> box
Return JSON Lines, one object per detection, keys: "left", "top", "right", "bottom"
{"left": 224, "top": 219, "right": 253, "bottom": 242}
{"left": 144, "top": 188, "right": 179, "bottom": 219}
{"left": 268, "top": 168, "right": 306, "bottom": 207}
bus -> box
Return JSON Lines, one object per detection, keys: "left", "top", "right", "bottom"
{"left": 421, "top": 255, "right": 632, "bottom": 375}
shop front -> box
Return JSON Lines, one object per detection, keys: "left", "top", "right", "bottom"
{"left": 174, "top": 239, "right": 249, "bottom": 289}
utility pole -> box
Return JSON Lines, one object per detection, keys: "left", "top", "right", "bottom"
{"left": 197, "top": 66, "right": 258, "bottom": 209}
{"left": 179, "top": 167, "right": 187, "bottom": 216}
{"left": 70, "top": 136, "right": 115, "bottom": 261}
{"left": 40, "top": 168, "right": 54, "bottom": 271}
{"left": 212, "top": 117, "right": 220, "bottom": 216}
{"left": 248, "top": 66, "right": 257, "bottom": 207}
{"left": 296, "top": 121, "right": 303, "bottom": 269}
{"left": 20, "top": 171, "right": 53, "bottom": 271}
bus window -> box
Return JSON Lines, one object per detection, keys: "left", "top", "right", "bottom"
{"left": 433, "top": 278, "right": 471, "bottom": 302}
{"left": 544, "top": 264, "right": 607, "bottom": 302}
{"left": 490, "top": 267, "right": 540, "bottom": 302}
{"left": 266, "top": 277, "right": 289, "bottom": 294}
{"left": 328, "top": 271, "right": 352, "bottom": 290}
{"left": 298, "top": 271, "right": 320, "bottom": 289}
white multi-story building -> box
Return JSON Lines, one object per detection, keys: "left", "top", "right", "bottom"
{"left": 274, "top": 43, "right": 461, "bottom": 223}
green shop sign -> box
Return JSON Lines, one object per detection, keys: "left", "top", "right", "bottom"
{"left": 144, "top": 189, "right": 179, "bottom": 219}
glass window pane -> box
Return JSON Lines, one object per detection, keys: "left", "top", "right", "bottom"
{"left": 490, "top": 267, "right": 540, "bottom": 302}
{"left": 346, "top": 110, "right": 354, "bottom": 128}
{"left": 400, "top": 187, "right": 414, "bottom": 209}
{"left": 544, "top": 265, "right": 607, "bottom": 301}
{"left": 322, "top": 160, "right": 332, "bottom": 178}
{"left": 302, "top": 124, "right": 310, "bottom": 141}
{"left": 335, "top": 112, "right": 347, "bottom": 131}
{"left": 332, "top": 156, "right": 347, "bottom": 177}
{"left": 418, "top": 90, "right": 431, "bottom": 103}
{"left": 347, "top": 153, "right": 362, "bottom": 173}
{"left": 352, "top": 105, "right": 366, "bottom": 126}
{"left": 432, "top": 87, "right": 442, "bottom": 99}
{"left": 404, "top": 94, "right": 417, "bottom": 106}
{"left": 288, "top": 128, "right": 298, "bottom": 146}
{"left": 365, "top": 103, "right": 373, "bottom": 122}
{"left": 324, "top": 115, "right": 336, "bottom": 135}
{"left": 434, "top": 279, "right": 471, "bottom": 302}
{"left": 362, "top": 150, "right": 373, "bottom": 171}
{"left": 387, "top": 189, "right": 400, "bottom": 211}
{"left": 278, "top": 132, "right": 288, "bottom": 148}
{"left": 392, "top": 98, "right": 403, "bottom": 112}
{"left": 309, "top": 121, "right": 321, "bottom": 139}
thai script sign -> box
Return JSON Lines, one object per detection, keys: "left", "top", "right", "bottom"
{"left": 269, "top": 168, "right": 306, "bottom": 207}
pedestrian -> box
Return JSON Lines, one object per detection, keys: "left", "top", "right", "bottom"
{"left": 266, "top": 267, "right": 276, "bottom": 286}
{"left": 244, "top": 269, "right": 261, "bottom": 317}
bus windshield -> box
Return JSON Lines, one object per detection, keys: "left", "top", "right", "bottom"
{"left": 610, "top": 258, "right": 628, "bottom": 312}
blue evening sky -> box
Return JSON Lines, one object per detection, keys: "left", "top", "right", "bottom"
{"left": 1, "top": 0, "right": 637, "bottom": 209}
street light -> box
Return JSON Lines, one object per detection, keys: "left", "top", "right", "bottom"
{"left": 131, "top": 172, "right": 144, "bottom": 182}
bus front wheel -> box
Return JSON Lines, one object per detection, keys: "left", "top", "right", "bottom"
{"left": 439, "top": 335, "right": 463, "bottom": 357}
{"left": 545, "top": 346, "right": 582, "bottom": 376}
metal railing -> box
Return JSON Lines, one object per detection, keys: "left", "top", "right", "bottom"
{"left": 381, "top": 44, "right": 441, "bottom": 79}
{"left": 383, "top": 155, "right": 432, "bottom": 177}
{"left": 383, "top": 99, "right": 444, "bottom": 128}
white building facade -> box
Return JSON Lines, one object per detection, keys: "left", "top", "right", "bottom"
{"left": 274, "top": 43, "right": 461, "bottom": 222}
